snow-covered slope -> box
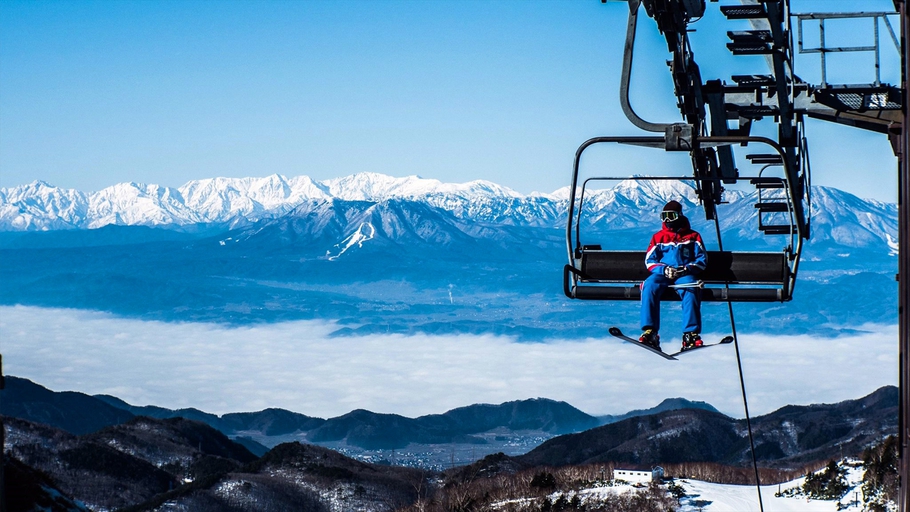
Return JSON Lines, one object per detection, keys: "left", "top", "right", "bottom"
{"left": 323, "top": 172, "right": 520, "bottom": 201}
{"left": 0, "top": 180, "right": 89, "bottom": 230}
{"left": 86, "top": 182, "right": 199, "bottom": 228}
{"left": 178, "top": 174, "right": 330, "bottom": 222}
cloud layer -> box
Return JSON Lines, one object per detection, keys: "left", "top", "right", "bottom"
{"left": 1, "top": 306, "right": 897, "bottom": 419}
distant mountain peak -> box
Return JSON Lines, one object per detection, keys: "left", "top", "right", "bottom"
{"left": 654, "top": 397, "right": 720, "bottom": 413}
{"left": 597, "top": 397, "right": 721, "bottom": 425}
{"left": 613, "top": 176, "right": 696, "bottom": 196}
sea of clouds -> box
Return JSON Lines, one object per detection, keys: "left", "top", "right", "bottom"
{"left": 1, "top": 305, "right": 897, "bottom": 419}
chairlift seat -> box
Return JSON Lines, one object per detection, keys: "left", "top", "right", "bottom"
{"left": 565, "top": 249, "right": 791, "bottom": 302}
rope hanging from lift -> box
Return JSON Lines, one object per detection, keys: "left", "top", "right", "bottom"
{"left": 712, "top": 208, "right": 765, "bottom": 512}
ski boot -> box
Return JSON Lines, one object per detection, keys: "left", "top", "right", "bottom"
{"left": 639, "top": 329, "right": 661, "bottom": 351}
{"left": 681, "top": 332, "right": 703, "bottom": 351}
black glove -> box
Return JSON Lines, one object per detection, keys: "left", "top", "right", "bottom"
{"left": 663, "top": 266, "right": 689, "bottom": 279}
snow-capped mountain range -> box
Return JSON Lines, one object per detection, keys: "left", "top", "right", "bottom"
{"left": 0, "top": 173, "right": 537, "bottom": 231}
{"left": 0, "top": 172, "right": 898, "bottom": 254}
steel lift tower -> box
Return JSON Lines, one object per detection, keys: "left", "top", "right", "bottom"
{"left": 897, "top": 3, "right": 908, "bottom": 511}
{"left": 604, "top": 0, "right": 907, "bottom": 508}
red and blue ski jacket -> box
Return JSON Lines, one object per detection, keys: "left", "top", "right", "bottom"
{"left": 645, "top": 218, "right": 708, "bottom": 275}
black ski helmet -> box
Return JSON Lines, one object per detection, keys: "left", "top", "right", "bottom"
{"left": 661, "top": 200, "right": 685, "bottom": 229}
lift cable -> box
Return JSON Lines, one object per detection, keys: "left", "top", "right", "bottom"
{"left": 711, "top": 211, "right": 764, "bottom": 512}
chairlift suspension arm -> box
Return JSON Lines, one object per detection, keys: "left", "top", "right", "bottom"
{"left": 645, "top": 0, "right": 725, "bottom": 218}
{"left": 621, "top": 0, "right": 724, "bottom": 219}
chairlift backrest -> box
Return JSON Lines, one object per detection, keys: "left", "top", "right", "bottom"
{"left": 565, "top": 249, "right": 792, "bottom": 302}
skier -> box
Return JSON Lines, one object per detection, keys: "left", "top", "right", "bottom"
{"left": 639, "top": 200, "right": 708, "bottom": 352}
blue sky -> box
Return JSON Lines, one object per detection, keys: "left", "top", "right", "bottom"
{"left": 0, "top": 0, "right": 901, "bottom": 201}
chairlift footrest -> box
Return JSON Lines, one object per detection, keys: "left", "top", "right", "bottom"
{"left": 746, "top": 153, "right": 783, "bottom": 165}
{"left": 727, "top": 44, "right": 774, "bottom": 55}
{"left": 727, "top": 30, "right": 773, "bottom": 42}
{"left": 735, "top": 105, "right": 779, "bottom": 118}
{"left": 720, "top": 5, "right": 767, "bottom": 20}
{"left": 755, "top": 202, "right": 789, "bottom": 212}
{"left": 731, "top": 75, "right": 776, "bottom": 88}
{"left": 750, "top": 178, "right": 785, "bottom": 189}
{"left": 760, "top": 225, "right": 793, "bottom": 235}
{"left": 727, "top": 31, "right": 774, "bottom": 55}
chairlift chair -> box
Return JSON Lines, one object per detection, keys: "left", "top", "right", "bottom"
{"left": 563, "top": 135, "right": 805, "bottom": 303}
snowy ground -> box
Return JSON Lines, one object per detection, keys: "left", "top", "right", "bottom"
{"left": 676, "top": 480, "right": 860, "bottom": 512}
{"left": 676, "top": 464, "right": 866, "bottom": 512}
{"left": 503, "top": 463, "right": 871, "bottom": 512}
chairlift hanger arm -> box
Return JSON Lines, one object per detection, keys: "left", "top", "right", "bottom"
{"left": 620, "top": 0, "right": 671, "bottom": 133}
{"left": 620, "top": 0, "right": 728, "bottom": 219}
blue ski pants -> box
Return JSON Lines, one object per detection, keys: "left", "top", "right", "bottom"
{"left": 640, "top": 273, "right": 701, "bottom": 334}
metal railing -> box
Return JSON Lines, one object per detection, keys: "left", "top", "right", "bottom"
{"left": 795, "top": 11, "right": 900, "bottom": 87}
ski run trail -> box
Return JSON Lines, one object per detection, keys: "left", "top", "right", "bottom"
{"left": 675, "top": 464, "right": 867, "bottom": 512}
{"left": 493, "top": 463, "right": 872, "bottom": 512}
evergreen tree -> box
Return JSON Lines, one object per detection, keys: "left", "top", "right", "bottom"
{"left": 862, "top": 436, "right": 899, "bottom": 512}
{"left": 802, "top": 460, "right": 848, "bottom": 500}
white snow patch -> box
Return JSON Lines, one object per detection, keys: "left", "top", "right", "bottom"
{"left": 326, "top": 222, "right": 376, "bottom": 260}
{"left": 886, "top": 233, "right": 899, "bottom": 255}
{"left": 677, "top": 461, "right": 869, "bottom": 512}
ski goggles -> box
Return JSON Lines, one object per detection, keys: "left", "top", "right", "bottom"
{"left": 660, "top": 211, "right": 680, "bottom": 222}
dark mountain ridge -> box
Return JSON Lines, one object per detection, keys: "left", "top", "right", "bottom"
{"left": 4, "top": 415, "right": 184, "bottom": 511}
{"left": 304, "top": 398, "right": 601, "bottom": 450}
{"left": 4, "top": 376, "right": 599, "bottom": 451}
{"left": 519, "top": 386, "right": 898, "bottom": 469}
{"left": 4, "top": 375, "right": 897, "bottom": 469}
{"left": 4, "top": 378, "right": 898, "bottom": 511}
{"left": 85, "top": 415, "right": 260, "bottom": 468}
{"left": 2, "top": 375, "right": 135, "bottom": 435}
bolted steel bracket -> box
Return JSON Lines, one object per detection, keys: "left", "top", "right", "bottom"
{"left": 664, "top": 123, "right": 695, "bottom": 151}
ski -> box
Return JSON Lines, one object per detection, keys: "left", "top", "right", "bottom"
{"left": 608, "top": 327, "right": 678, "bottom": 360}
{"left": 668, "top": 336, "right": 735, "bottom": 357}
